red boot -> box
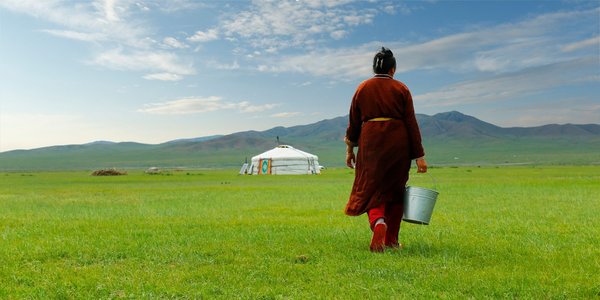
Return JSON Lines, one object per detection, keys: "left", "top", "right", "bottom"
{"left": 370, "top": 222, "right": 387, "bottom": 252}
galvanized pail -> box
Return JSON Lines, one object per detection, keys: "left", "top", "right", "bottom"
{"left": 403, "top": 186, "right": 439, "bottom": 225}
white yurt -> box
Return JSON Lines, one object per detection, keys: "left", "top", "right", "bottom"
{"left": 248, "top": 145, "right": 320, "bottom": 175}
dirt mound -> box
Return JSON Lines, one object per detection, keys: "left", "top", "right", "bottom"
{"left": 91, "top": 169, "right": 127, "bottom": 176}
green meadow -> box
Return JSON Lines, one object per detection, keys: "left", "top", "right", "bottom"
{"left": 1, "top": 166, "right": 599, "bottom": 299}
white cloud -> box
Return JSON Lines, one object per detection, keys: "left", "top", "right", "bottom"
{"left": 208, "top": 60, "right": 240, "bottom": 70}
{"left": 40, "top": 29, "right": 105, "bottom": 43}
{"left": 0, "top": 0, "right": 197, "bottom": 78}
{"left": 474, "top": 53, "right": 510, "bottom": 72}
{"left": 135, "top": 2, "right": 150, "bottom": 11}
{"left": 152, "top": 0, "right": 207, "bottom": 13}
{"left": 237, "top": 102, "right": 279, "bottom": 113}
{"left": 330, "top": 30, "right": 347, "bottom": 40}
{"left": 562, "top": 36, "right": 600, "bottom": 52}
{"left": 383, "top": 5, "right": 396, "bottom": 15}
{"left": 1, "top": 0, "right": 150, "bottom": 48}
{"left": 163, "top": 37, "right": 189, "bottom": 49}
{"left": 259, "top": 44, "right": 374, "bottom": 79}
{"left": 101, "top": 0, "right": 120, "bottom": 22}
{"left": 139, "top": 96, "right": 226, "bottom": 114}
{"left": 253, "top": 8, "right": 599, "bottom": 80}
{"left": 91, "top": 48, "right": 195, "bottom": 75}
{"left": 414, "top": 57, "right": 599, "bottom": 107}
{"left": 187, "top": 28, "right": 219, "bottom": 42}
{"left": 219, "top": 0, "right": 376, "bottom": 50}
{"left": 1, "top": 1, "right": 104, "bottom": 30}
{"left": 142, "top": 73, "right": 183, "bottom": 81}
{"left": 271, "top": 112, "right": 302, "bottom": 118}
{"left": 139, "top": 97, "right": 277, "bottom": 114}
{"left": 303, "top": 0, "right": 355, "bottom": 8}
{"left": 382, "top": 3, "right": 413, "bottom": 15}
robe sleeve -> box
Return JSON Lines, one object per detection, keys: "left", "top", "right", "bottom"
{"left": 345, "top": 87, "right": 362, "bottom": 144}
{"left": 404, "top": 88, "right": 425, "bottom": 159}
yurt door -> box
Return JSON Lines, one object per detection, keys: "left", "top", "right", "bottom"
{"left": 308, "top": 158, "right": 316, "bottom": 174}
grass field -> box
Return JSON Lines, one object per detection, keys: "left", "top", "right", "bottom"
{"left": 1, "top": 166, "right": 599, "bottom": 298}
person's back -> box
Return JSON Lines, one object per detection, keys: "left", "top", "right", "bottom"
{"left": 344, "top": 47, "right": 428, "bottom": 252}
{"left": 351, "top": 76, "right": 412, "bottom": 122}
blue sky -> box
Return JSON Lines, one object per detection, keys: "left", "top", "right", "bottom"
{"left": 0, "top": 0, "right": 598, "bottom": 151}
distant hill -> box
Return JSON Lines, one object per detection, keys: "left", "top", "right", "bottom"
{"left": 420, "top": 111, "right": 600, "bottom": 138}
{"left": 1, "top": 111, "right": 599, "bottom": 170}
{"left": 163, "top": 135, "right": 224, "bottom": 144}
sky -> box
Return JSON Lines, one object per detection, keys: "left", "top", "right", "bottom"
{"left": 0, "top": 0, "right": 599, "bottom": 152}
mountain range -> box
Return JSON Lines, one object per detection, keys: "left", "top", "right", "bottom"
{"left": 1, "top": 111, "right": 599, "bottom": 171}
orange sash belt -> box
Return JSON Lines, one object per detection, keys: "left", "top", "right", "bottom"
{"left": 368, "top": 117, "right": 395, "bottom": 121}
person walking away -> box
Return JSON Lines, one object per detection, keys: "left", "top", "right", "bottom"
{"left": 345, "top": 47, "right": 428, "bottom": 252}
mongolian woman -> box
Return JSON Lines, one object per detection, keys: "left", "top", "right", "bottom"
{"left": 345, "top": 47, "right": 428, "bottom": 252}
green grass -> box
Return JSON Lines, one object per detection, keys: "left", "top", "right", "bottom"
{"left": 1, "top": 166, "right": 599, "bottom": 298}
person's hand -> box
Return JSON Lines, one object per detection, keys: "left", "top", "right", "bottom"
{"left": 416, "top": 158, "right": 427, "bottom": 173}
{"left": 346, "top": 151, "right": 356, "bottom": 169}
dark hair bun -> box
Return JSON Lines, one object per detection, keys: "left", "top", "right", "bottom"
{"left": 373, "top": 47, "right": 396, "bottom": 74}
{"left": 376, "top": 47, "right": 394, "bottom": 58}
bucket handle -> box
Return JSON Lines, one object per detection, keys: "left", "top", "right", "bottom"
{"left": 428, "top": 172, "right": 438, "bottom": 191}
{"left": 410, "top": 172, "right": 438, "bottom": 191}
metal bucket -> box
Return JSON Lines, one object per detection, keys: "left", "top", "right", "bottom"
{"left": 403, "top": 186, "right": 439, "bottom": 225}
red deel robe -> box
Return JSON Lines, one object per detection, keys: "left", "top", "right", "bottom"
{"left": 345, "top": 75, "right": 425, "bottom": 216}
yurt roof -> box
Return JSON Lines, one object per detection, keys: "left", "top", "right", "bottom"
{"left": 252, "top": 145, "right": 318, "bottom": 160}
